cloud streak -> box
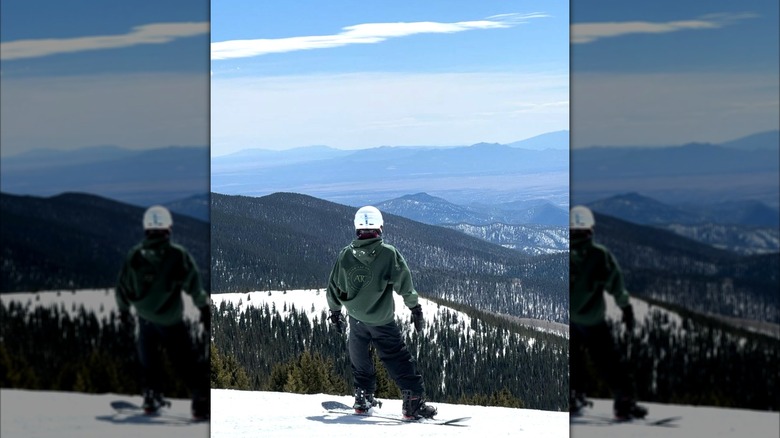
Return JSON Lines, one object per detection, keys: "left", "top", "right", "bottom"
{"left": 571, "top": 12, "right": 756, "bottom": 44}
{"left": 1, "top": 22, "right": 209, "bottom": 60}
{"left": 211, "top": 13, "right": 548, "bottom": 60}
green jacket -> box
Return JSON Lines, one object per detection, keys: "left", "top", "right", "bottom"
{"left": 116, "top": 235, "right": 208, "bottom": 326}
{"left": 570, "top": 237, "right": 630, "bottom": 326}
{"left": 327, "top": 237, "right": 419, "bottom": 326}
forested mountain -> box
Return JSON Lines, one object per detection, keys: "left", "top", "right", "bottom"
{"left": 442, "top": 223, "right": 567, "bottom": 255}
{"left": 375, "top": 192, "right": 568, "bottom": 227}
{"left": 211, "top": 192, "right": 568, "bottom": 323}
{"left": 0, "top": 192, "right": 210, "bottom": 292}
{"left": 211, "top": 290, "right": 569, "bottom": 411}
{"left": 591, "top": 211, "right": 778, "bottom": 323}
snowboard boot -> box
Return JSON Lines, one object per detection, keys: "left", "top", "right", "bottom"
{"left": 401, "top": 390, "right": 437, "bottom": 420}
{"left": 191, "top": 394, "right": 210, "bottom": 421}
{"left": 614, "top": 397, "right": 648, "bottom": 421}
{"left": 569, "top": 390, "right": 592, "bottom": 416}
{"left": 142, "top": 389, "right": 167, "bottom": 414}
{"left": 353, "top": 388, "right": 381, "bottom": 413}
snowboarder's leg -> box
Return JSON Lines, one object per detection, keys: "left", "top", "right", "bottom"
{"left": 159, "top": 321, "right": 209, "bottom": 420}
{"left": 586, "top": 322, "right": 646, "bottom": 419}
{"left": 370, "top": 321, "right": 424, "bottom": 394}
{"left": 137, "top": 318, "right": 165, "bottom": 413}
{"left": 371, "top": 321, "right": 435, "bottom": 419}
{"left": 569, "top": 323, "right": 592, "bottom": 415}
{"left": 347, "top": 316, "right": 377, "bottom": 411}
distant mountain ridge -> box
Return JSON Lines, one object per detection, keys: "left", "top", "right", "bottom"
{"left": 375, "top": 192, "right": 568, "bottom": 227}
{"left": 586, "top": 192, "right": 779, "bottom": 254}
{"left": 571, "top": 131, "right": 779, "bottom": 208}
{"left": 210, "top": 192, "right": 568, "bottom": 323}
{"left": 0, "top": 192, "right": 210, "bottom": 292}
{"left": 1, "top": 145, "right": 209, "bottom": 206}
{"left": 211, "top": 132, "right": 569, "bottom": 207}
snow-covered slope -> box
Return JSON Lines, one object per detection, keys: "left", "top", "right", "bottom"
{"left": 0, "top": 389, "right": 208, "bottom": 438}
{"left": 570, "top": 397, "right": 778, "bottom": 437}
{"left": 211, "top": 388, "right": 568, "bottom": 437}
{"left": 0, "top": 289, "right": 203, "bottom": 321}
{"left": 2, "top": 387, "right": 776, "bottom": 437}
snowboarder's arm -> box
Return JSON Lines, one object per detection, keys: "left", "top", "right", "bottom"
{"left": 115, "top": 257, "right": 132, "bottom": 312}
{"left": 605, "top": 252, "right": 630, "bottom": 308}
{"left": 181, "top": 250, "right": 209, "bottom": 309}
{"left": 326, "top": 257, "right": 343, "bottom": 312}
{"left": 392, "top": 250, "right": 419, "bottom": 309}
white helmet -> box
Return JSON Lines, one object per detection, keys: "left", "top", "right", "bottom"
{"left": 354, "top": 206, "right": 383, "bottom": 230}
{"left": 570, "top": 205, "right": 595, "bottom": 230}
{"left": 143, "top": 205, "right": 173, "bottom": 230}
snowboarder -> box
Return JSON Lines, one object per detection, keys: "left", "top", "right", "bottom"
{"left": 569, "top": 205, "right": 648, "bottom": 420}
{"left": 327, "top": 205, "right": 437, "bottom": 420}
{"left": 116, "top": 205, "right": 211, "bottom": 420}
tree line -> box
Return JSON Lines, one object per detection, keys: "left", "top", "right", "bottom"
{"left": 210, "top": 294, "right": 570, "bottom": 411}
{"left": 0, "top": 299, "right": 207, "bottom": 398}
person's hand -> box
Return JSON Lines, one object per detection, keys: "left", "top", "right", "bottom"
{"left": 410, "top": 305, "right": 424, "bottom": 333}
{"left": 328, "top": 310, "right": 345, "bottom": 333}
{"left": 621, "top": 304, "right": 635, "bottom": 330}
{"left": 199, "top": 305, "right": 211, "bottom": 331}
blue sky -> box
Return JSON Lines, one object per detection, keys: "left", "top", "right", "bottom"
{"left": 210, "top": 0, "right": 569, "bottom": 155}
{"left": 570, "top": 0, "right": 779, "bottom": 148}
{"left": 0, "top": 0, "right": 209, "bottom": 156}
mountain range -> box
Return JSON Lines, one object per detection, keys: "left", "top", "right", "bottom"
{"left": 589, "top": 210, "right": 778, "bottom": 323}
{"left": 211, "top": 131, "right": 569, "bottom": 207}
{"left": 0, "top": 192, "right": 210, "bottom": 293}
{"left": 585, "top": 192, "right": 779, "bottom": 254}
{"left": 210, "top": 192, "right": 569, "bottom": 323}
{"left": 0, "top": 145, "right": 209, "bottom": 207}
{"left": 571, "top": 130, "right": 779, "bottom": 208}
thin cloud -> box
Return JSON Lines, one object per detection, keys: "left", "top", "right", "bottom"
{"left": 212, "top": 13, "right": 549, "bottom": 60}
{"left": 571, "top": 12, "right": 756, "bottom": 44}
{"left": 1, "top": 22, "right": 209, "bottom": 60}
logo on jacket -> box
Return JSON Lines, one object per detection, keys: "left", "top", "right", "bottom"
{"left": 347, "top": 265, "right": 373, "bottom": 291}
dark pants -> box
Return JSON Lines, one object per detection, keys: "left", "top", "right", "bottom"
{"left": 137, "top": 318, "right": 206, "bottom": 398}
{"left": 348, "top": 316, "right": 425, "bottom": 395}
{"left": 570, "top": 321, "right": 633, "bottom": 400}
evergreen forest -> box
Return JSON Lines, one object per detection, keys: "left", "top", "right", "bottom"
{"left": 210, "top": 294, "right": 569, "bottom": 411}
{"left": 0, "top": 298, "right": 208, "bottom": 398}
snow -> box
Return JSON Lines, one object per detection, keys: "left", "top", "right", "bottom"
{"left": 0, "top": 388, "right": 208, "bottom": 438}
{"left": 210, "top": 388, "right": 568, "bottom": 437}
{"left": 214, "top": 288, "right": 481, "bottom": 340}
{"left": 2, "top": 388, "right": 777, "bottom": 437}
{"left": 0, "top": 289, "right": 203, "bottom": 321}
{"left": 571, "top": 397, "right": 779, "bottom": 438}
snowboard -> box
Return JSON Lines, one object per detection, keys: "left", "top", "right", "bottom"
{"left": 573, "top": 412, "right": 681, "bottom": 427}
{"left": 110, "top": 400, "right": 202, "bottom": 423}
{"left": 322, "top": 401, "right": 471, "bottom": 426}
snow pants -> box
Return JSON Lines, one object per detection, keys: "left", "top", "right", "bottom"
{"left": 570, "top": 321, "right": 634, "bottom": 400}
{"left": 348, "top": 316, "right": 425, "bottom": 395}
{"left": 137, "top": 318, "right": 207, "bottom": 398}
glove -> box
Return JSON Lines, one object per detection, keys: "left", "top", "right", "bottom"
{"left": 410, "top": 305, "right": 424, "bottom": 333}
{"left": 621, "top": 304, "right": 635, "bottom": 331}
{"left": 199, "top": 305, "right": 211, "bottom": 331}
{"left": 328, "top": 310, "right": 345, "bottom": 333}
